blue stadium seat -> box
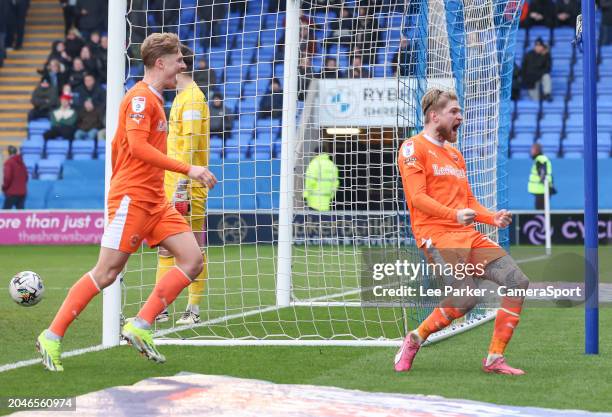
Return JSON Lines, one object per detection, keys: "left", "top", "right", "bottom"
{"left": 516, "top": 99, "right": 539, "bottom": 115}
{"left": 22, "top": 154, "right": 40, "bottom": 177}
{"left": 513, "top": 113, "right": 538, "bottom": 134}
{"left": 554, "top": 27, "right": 575, "bottom": 43}
{"left": 21, "top": 140, "right": 43, "bottom": 156}
{"left": 528, "top": 27, "right": 550, "bottom": 44}
{"left": 25, "top": 180, "right": 52, "bottom": 209}
{"left": 96, "top": 140, "right": 106, "bottom": 159}
{"left": 37, "top": 159, "right": 62, "bottom": 180}
{"left": 539, "top": 113, "right": 563, "bottom": 133}
{"left": 72, "top": 140, "right": 95, "bottom": 160}
{"left": 539, "top": 133, "right": 561, "bottom": 155}
{"left": 46, "top": 140, "right": 70, "bottom": 161}
{"left": 510, "top": 132, "right": 534, "bottom": 158}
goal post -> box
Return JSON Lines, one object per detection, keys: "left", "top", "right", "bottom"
{"left": 102, "top": 0, "right": 523, "bottom": 347}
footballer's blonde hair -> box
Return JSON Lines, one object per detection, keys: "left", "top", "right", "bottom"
{"left": 141, "top": 32, "right": 181, "bottom": 68}
{"left": 421, "top": 88, "right": 458, "bottom": 123}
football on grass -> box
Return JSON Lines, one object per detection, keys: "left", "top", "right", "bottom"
{"left": 9, "top": 271, "right": 45, "bottom": 306}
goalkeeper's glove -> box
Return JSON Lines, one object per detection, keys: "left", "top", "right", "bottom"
{"left": 173, "top": 179, "right": 190, "bottom": 215}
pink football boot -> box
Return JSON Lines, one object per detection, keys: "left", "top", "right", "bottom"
{"left": 482, "top": 357, "right": 525, "bottom": 375}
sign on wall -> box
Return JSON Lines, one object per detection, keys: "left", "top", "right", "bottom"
{"left": 317, "top": 78, "right": 453, "bottom": 127}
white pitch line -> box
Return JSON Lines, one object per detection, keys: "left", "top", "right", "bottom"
{"left": 0, "top": 344, "right": 110, "bottom": 373}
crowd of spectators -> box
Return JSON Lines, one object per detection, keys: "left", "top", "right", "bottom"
{"left": 29, "top": 24, "right": 108, "bottom": 156}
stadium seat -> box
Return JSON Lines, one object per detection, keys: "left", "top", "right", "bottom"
{"left": 513, "top": 113, "right": 538, "bottom": 134}
{"left": 21, "top": 140, "right": 43, "bottom": 157}
{"left": 539, "top": 132, "right": 561, "bottom": 155}
{"left": 96, "top": 140, "right": 106, "bottom": 159}
{"left": 539, "top": 113, "right": 563, "bottom": 133}
{"left": 36, "top": 159, "right": 62, "bottom": 181}
{"left": 22, "top": 154, "right": 40, "bottom": 177}
{"left": 46, "top": 140, "right": 70, "bottom": 161}
{"left": 72, "top": 140, "right": 96, "bottom": 160}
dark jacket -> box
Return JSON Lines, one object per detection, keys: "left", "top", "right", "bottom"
{"left": 209, "top": 103, "right": 233, "bottom": 134}
{"left": 2, "top": 154, "right": 28, "bottom": 196}
{"left": 77, "top": 107, "right": 103, "bottom": 131}
{"left": 521, "top": 50, "right": 551, "bottom": 88}
{"left": 76, "top": 0, "right": 103, "bottom": 31}
{"left": 31, "top": 84, "right": 59, "bottom": 112}
{"left": 74, "top": 83, "right": 106, "bottom": 108}
{"left": 0, "top": 0, "right": 13, "bottom": 33}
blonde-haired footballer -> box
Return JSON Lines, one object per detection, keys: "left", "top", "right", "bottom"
{"left": 156, "top": 44, "right": 210, "bottom": 325}
{"left": 395, "top": 88, "right": 530, "bottom": 375}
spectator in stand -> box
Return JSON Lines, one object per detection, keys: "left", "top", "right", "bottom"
{"left": 297, "top": 55, "right": 315, "bottom": 101}
{"left": 556, "top": 0, "right": 580, "bottom": 27}
{"left": 96, "top": 34, "right": 108, "bottom": 83}
{"left": 193, "top": 57, "right": 216, "bottom": 98}
{"left": 86, "top": 31, "right": 101, "bottom": 57}
{"left": 75, "top": 98, "right": 103, "bottom": 142}
{"left": 521, "top": 38, "right": 552, "bottom": 101}
{"left": 74, "top": 72, "right": 105, "bottom": 109}
{"left": 28, "top": 78, "right": 59, "bottom": 121}
{"left": 11, "top": 0, "right": 29, "bottom": 50}
{"left": 525, "top": 0, "right": 555, "bottom": 28}
{"left": 209, "top": 92, "right": 233, "bottom": 143}
{"left": 327, "top": 7, "right": 354, "bottom": 47}
{"left": 2, "top": 146, "right": 28, "bottom": 210}
{"left": 600, "top": 0, "right": 612, "bottom": 46}
{"left": 68, "top": 57, "right": 86, "bottom": 89}
{"left": 76, "top": 0, "right": 104, "bottom": 37}
{"left": 64, "top": 27, "right": 84, "bottom": 58}
{"left": 353, "top": 5, "right": 381, "bottom": 65}
{"left": 43, "top": 93, "right": 77, "bottom": 156}
{"left": 393, "top": 36, "right": 417, "bottom": 77}
{"left": 258, "top": 78, "right": 283, "bottom": 120}
{"left": 196, "top": 0, "right": 226, "bottom": 47}
{"left": 347, "top": 55, "right": 369, "bottom": 78}
{"left": 79, "top": 45, "right": 98, "bottom": 77}
{"left": 59, "top": 0, "right": 78, "bottom": 35}
{"left": 0, "top": 0, "right": 11, "bottom": 68}
{"left": 42, "top": 58, "right": 68, "bottom": 91}
{"left": 512, "top": 62, "right": 521, "bottom": 101}
{"left": 46, "top": 40, "right": 72, "bottom": 68}
{"left": 299, "top": 24, "right": 318, "bottom": 59}
{"left": 320, "top": 57, "right": 345, "bottom": 79}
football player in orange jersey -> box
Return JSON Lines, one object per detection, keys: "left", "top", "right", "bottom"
{"left": 395, "top": 88, "right": 529, "bottom": 375}
{"left": 36, "top": 33, "right": 217, "bottom": 371}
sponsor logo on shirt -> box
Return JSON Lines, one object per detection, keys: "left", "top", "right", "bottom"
{"left": 129, "top": 113, "right": 145, "bottom": 124}
{"left": 132, "top": 96, "right": 146, "bottom": 113}
{"left": 428, "top": 149, "right": 438, "bottom": 158}
{"left": 431, "top": 163, "right": 466, "bottom": 178}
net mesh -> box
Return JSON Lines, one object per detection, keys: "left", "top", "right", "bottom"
{"left": 117, "top": 0, "right": 520, "bottom": 343}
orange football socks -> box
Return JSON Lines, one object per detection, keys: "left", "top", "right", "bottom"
{"left": 489, "top": 299, "right": 522, "bottom": 356}
{"left": 416, "top": 306, "right": 465, "bottom": 341}
{"left": 138, "top": 266, "right": 191, "bottom": 325}
{"left": 49, "top": 273, "right": 100, "bottom": 338}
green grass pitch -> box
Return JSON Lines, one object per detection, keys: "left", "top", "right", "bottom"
{"left": 0, "top": 245, "right": 611, "bottom": 414}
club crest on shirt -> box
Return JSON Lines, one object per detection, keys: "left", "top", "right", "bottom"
{"left": 157, "top": 120, "right": 167, "bottom": 131}
{"left": 402, "top": 141, "right": 414, "bottom": 157}
{"left": 132, "top": 96, "right": 146, "bottom": 113}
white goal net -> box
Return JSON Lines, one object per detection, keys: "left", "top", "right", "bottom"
{"left": 105, "top": 0, "right": 521, "bottom": 346}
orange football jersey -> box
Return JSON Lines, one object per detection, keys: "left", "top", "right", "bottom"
{"left": 397, "top": 133, "right": 494, "bottom": 246}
